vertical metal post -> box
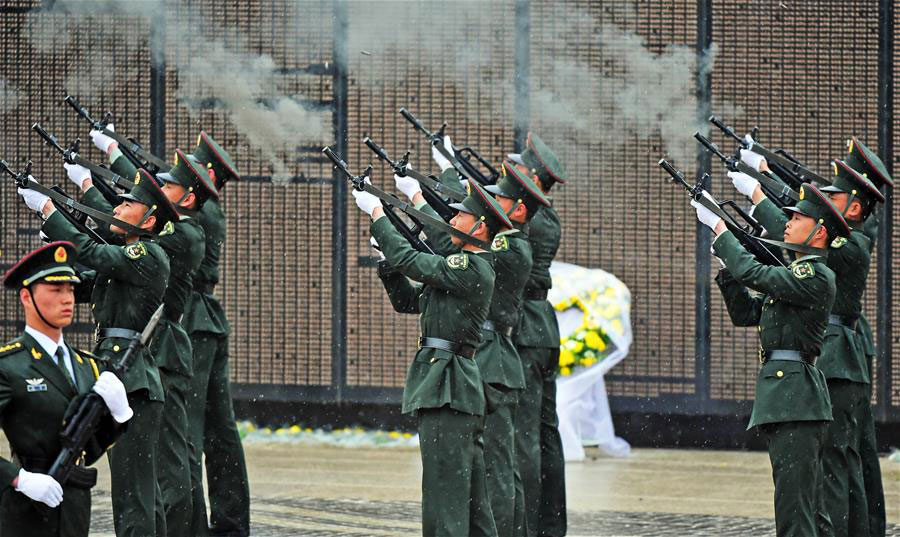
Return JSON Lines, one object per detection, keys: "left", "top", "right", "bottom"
{"left": 875, "top": 0, "right": 894, "bottom": 422}
{"left": 149, "top": 14, "right": 165, "bottom": 156}
{"left": 513, "top": 0, "right": 530, "bottom": 152}
{"left": 694, "top": 0, "right": 713, "bottom": 406}
{"left": 331, "top": 0, "right": 349, "bottom": 403}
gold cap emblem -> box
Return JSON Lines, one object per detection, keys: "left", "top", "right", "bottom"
{"left": 53, "top": 246, "right": 67, "bottom": 263}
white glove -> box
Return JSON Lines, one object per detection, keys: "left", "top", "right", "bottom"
{"left": 15, "top": 469, "right": 63, "bottom": 508}
{"left": 743, "top": 133, "right": 755, "bottom": 148}
{"left": 92, "top": 371, "right": 133, "bottom": 423}
{"left": 691, "top": 199, "right": 722, "bottom": 231}
{"left": 459, "top": 179, "right": 469, "bottom": 191}
{"left": 64, "top": 163, "right": 92, "bottom": 189}
{"left": 394, "top": 173, "right": 421, "bottom": 201}
{"left": 18, "top": 187, "right": 49, "bottom": 213}
{"left": 352, "top": 187, "right": 382, "bottom": 217}
{"left": 370, "top": 236, "right": 384, "bottom": 260}
{"left": 89, "top": 123, "right": 116, "bottom": 154}
{"left": 507, "top": 153, "right": 524, "bottom": 166}
{"left": 431, "top": 135, "right": 454, "bottom": 172}
{"left": 728, "top": 170, "right": 760, "bottom": 199}
{"left": 739, "top": 148, "right": 766, "bottom": 172}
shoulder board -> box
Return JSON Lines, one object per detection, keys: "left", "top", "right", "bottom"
{"left": 446, "top": 253, "right": 469, "bottom": 270}
{"left": 791, "top": 261, "right": 815, "bottom": 280}
{"left": 124, "top": 242, "right": 148, "bottom": 259}
{"left": 491, "top": 235, "right": 509, "bottom": 252}
{"left": 160, "top": 220, "right": 176, "bottom": 236}
{"left": 0, "top": 340, "right": 24, "bottom": 358}
{"left": 830, "top": 236, "right": 848, "bottom": 249}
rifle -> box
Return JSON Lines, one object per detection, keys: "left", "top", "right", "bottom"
{"left": 398, "top": 108, "right": 500, "bottom": 186}
{"left": 1, "top": 160, "right": 109, "bottom": 244}
{"left": 49, "top": 304, "right": 165, "bottom": 485}
{"left": 63, "top": 95, "right": 172, "bottom": 174}
{"left": 363, "top": 136, "right": 462, "bottom": 223}
{"left": 2, "top": 159, "right": 153, "bottom": 238}
{"left": 32, "top": 123, "right": 134, "bottom": 206}
{"left": 323, "top": 147, "right": 492, "bottom": 252}
{"left": 693, "top": 132, "right": 799, "bottom": 209}
{"left": 658, "top": 159, "right": 787, "bottom": 267}
{"left": 709, "top": 116, "right": 829, "bottom": 188}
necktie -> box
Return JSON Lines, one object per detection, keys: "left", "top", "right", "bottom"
{"left": 55, "top": 347, "right": 76, "bottom": 390}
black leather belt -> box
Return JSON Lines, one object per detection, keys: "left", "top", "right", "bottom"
{"left": 523, "top": 288, "right": 548, "bottom": 301}
{"left": 828, "top": 314, "right": 858, "bottom": 330}
{"left": 95, "top": 327, "right": 140, "bottom": 342}
{"left": 195, "top": 282, "right": 216, "bottom": 295}
{"left": 418, "top": 337, "right": 476, "bottom": 359}
{"left": 482, "top": 320, "right": 513, "bottom": 337}
{"left": 13, "top": 454, "right": 97, "bottom": 489}
{"left": 760, "top": 349, "right": 817, "bottom": 366}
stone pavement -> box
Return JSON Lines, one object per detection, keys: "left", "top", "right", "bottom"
{"left": 78, "top": 442, "right": 898, "bottom": 536}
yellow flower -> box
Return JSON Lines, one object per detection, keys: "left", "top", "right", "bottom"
{"left": 559, "top": 349, "right": 576, "bottom": 366}
{"left": 560, "top": 366, "right": 572, "bottom": 376}
{"left": 584, "top": 330, "right": 606, "bottom": 351}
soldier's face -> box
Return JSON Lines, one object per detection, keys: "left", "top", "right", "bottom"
{"left": 783, "top": 212, "right": 818, "bottom": 245}
{"left": 112, "top": 200, "right": 153, "bottom": 235}
{"left": 22, "top": 283, "right": 75, "bottom": 328}
{"left": 497, "top": 195, "right": 527, "bottom": 224}
{"left": 825, "top": 192, "right": 862, "bottom": 221}
{"left": 161, "top": 182, "right": 196, "bottom": 209}
{"left": 449, "top": 211, "right": 482, "bottom": 246}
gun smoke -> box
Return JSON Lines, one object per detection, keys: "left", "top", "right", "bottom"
{"left": 23, "top": 0, "right": 329, "bottom": 184}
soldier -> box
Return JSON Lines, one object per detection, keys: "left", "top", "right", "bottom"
{"left": 0, "top": 241, "right": 132, "bottom": 537}
{"left": 731, "top": 158, "right": 884, "bottom": 536}
{"left": 92, "top": 127, "right": 251, "bottom": 536}
{"left": 185, "top": 132, "right": 250, "bottom": 537}
{"left": 395, "top": 161, "right": 552, "bottom": 537}
{"left": 508, "top": 134, "right": 568, "bottom": 537}
{"left": 68, "top": 150, "right": 218, "bottom": 535}
{"left": 696, "top": 183, "right": 850, "bottom": 536}
{"left": 360, "top": 178, "right": 511, "bottom": 537}
{"left": 19, "top": 170, "right": 178, "bottom": 537}
{"left": 842, "top": 136, "right": 892, "bottom": 537}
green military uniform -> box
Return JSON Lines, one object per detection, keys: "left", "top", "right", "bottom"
{"left": 510, "top": 133, "right": 567, "bottom": 537}
{"left": 153, "top": 150, "right": 218, "bottom": 536}
{"left": 714, "top": 183, "right": 850, "bottom": 536}
{"left": 753, "top": 162, "right": 884, "bottom": 537}
{"left": 374, "top": 180, "right": 512, "bottom": 537}
{"left": 183, "top": 132, "right": 250, "bottom": 537}
{"left": 843, "top": 136, "right": 893, "bottom": 537}
{"left": 42, "top": 175, "right": 178, "bottom": 537}
{"left": 0, "top": 242, "right": 120, "bottom": 537}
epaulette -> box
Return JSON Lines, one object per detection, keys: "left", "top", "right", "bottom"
{"left": 73, "top": 348, "right": 105, "bottom": 379}
{"left": 0, "top": 340, "right": 25, "bottom": 358}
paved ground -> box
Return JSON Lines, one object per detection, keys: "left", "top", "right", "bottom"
{"left": 78, "top": 442, "right": 899, "bottom": 536}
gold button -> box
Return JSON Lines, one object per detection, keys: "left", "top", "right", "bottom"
{"left": 113, "top": 345, "right": 120, "bottom": 352}
{"left": 776, "top": 370, "right": 784, "bottom": 378}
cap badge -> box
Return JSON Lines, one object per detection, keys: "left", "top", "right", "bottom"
{"left": 54, "top": 246, "right": 67, "bottom": 263}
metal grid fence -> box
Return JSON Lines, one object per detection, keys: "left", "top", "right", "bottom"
{"left": 0, "top": 0, "right": 896, "bottom": 422}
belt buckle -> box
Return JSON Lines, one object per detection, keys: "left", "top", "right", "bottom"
{"left": 94, "top": 325, "right": 100, "bottom": 343}
{"left": 417, "top": 337, "right": 424, "bottom": 350}
{"left": 758, "top": 347, "right": 765, "bottom": 365}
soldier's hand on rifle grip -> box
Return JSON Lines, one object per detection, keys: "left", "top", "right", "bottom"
{"left": 17, "top": 187, "right": 51, "bottom": 215}
{"left": 395, "top": 172, "right": 422, "bottom": 202}
{"left": 739, "top": 149, "right": 769, "bottom": 173}
{"left": 64, "top": 163, "right": 92, "bottom": 191}
{"left": 14, "top": 469, "right": 63, "bottom": 507}
{"left": 352, "top": 184, "right": 382, "bottom": 219}
{"left": 92, "top": 371, "right": 133, "bottom": 423}
{"left": 89, "top": 124, "right": 116, "bottom": 155}
{"left": 431, "top": 135, "right": 454, "bottom": 172}
{"left": 728, "top": 170, "right": 761, "bottom": 200}
{"left": 691, "top": 199, "right": 723, "bottom": 233}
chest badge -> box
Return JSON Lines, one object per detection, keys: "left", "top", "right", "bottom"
{"left": 26, "top": 378, "right": 47, "bottom": 392}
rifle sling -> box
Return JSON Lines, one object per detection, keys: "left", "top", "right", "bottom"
{"left": 25, "top": 179, "right": 154, "bottom": 238}
{"left": 356, "top": 182, "right": 491, "bottom": 250}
